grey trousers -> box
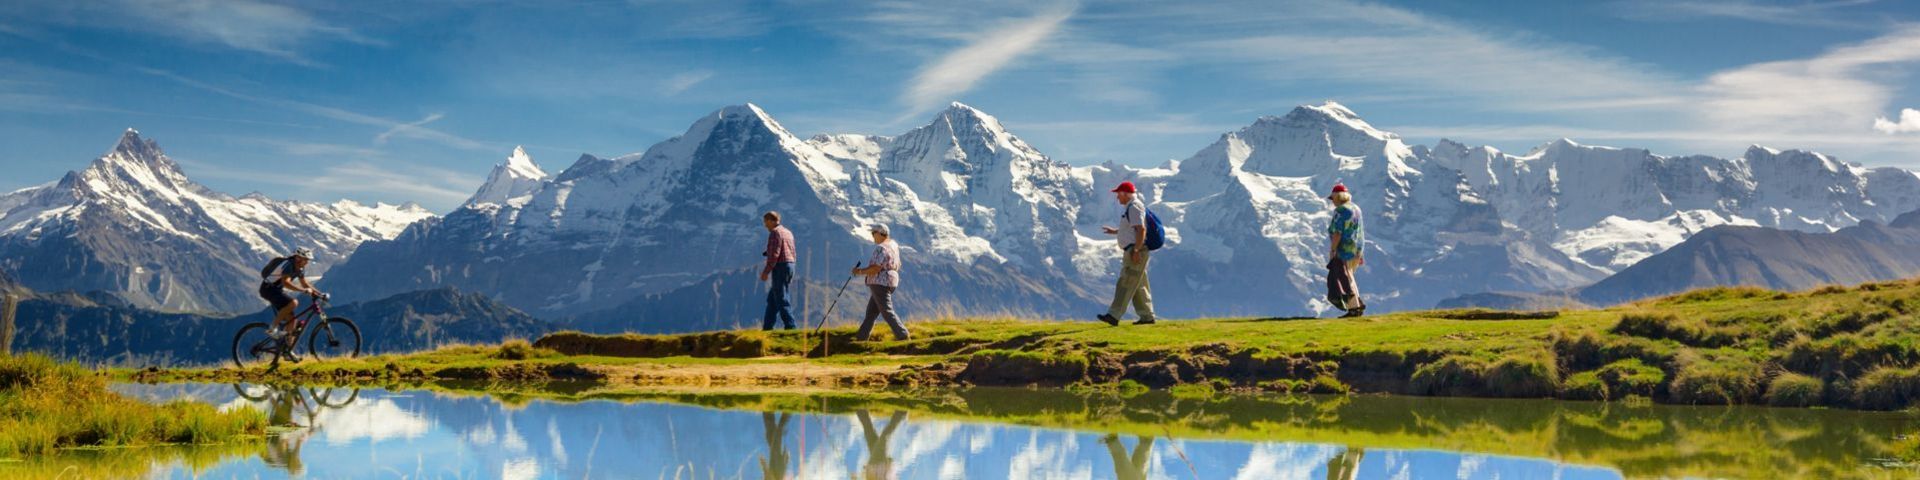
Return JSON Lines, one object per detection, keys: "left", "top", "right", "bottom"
{"left": 1106, "top": 248, "right": 1155, "bottom": 321}
{"left": 858, "top": 285, "right": 909, "bottom": 341}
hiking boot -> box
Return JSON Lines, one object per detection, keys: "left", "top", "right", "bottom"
{"left": 1340, "top": 308, "right": 1366, "bottom": 318}
{"left": 1132, "top": 318, "right": 1156, "bottom": 325}
{"left": 1097, "top": 314, "right": 1120, "bottom": 326}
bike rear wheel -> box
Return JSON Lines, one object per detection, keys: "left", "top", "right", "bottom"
{"left": 231, "top": 322, "right": 280, "bottom": 369}
{"left": 307, "top": 317, "right": 362, "bottom": 361}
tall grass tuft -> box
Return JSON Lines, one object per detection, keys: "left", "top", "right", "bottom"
{"left": 0, "top": 353, "right": 266, "bottom": 458}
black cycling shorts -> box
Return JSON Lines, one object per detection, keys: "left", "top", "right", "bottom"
{"left": 259, "top": 283, "right": 295, "bottom": 311}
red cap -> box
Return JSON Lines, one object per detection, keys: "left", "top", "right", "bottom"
{"left": 1111, "top": 181, "right": 1137, "bottom": 193}
{"left": 1327, "top": 183, "right": 1348, "bottom": 199}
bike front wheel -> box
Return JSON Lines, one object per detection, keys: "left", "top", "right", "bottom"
{"left": 307, "top": 317, "right": 362, "bottom": 361}
{"left": 231, "top": 322, "right": 280, "bottom": 369}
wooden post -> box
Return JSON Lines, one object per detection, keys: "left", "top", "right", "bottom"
{"left": 0, "top": 294, "right": 16, "bottom": 357}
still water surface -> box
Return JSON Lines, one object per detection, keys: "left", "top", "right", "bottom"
{"left": 22, "top": 383, "right": 1920, "bottom": 479}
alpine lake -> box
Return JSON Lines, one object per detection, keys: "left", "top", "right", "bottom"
{"left": 8, "top": 381, "right": 1920, "bottom": 479}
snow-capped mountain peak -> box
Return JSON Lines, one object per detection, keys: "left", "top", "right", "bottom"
{"left": 0, "top": 130, "right": 435, "bottom": 313}
{"left": 466, "top": 146, "right": 551, "bottom": 207}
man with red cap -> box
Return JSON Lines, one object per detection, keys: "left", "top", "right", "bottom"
{"left": 1326, "top": 183, "right": 1366, "bottom": 317}
{"left": 1098, "top": 181, "right": 1156, "bottom": 326}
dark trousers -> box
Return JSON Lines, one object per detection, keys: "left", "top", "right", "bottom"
{"left": 1326, "top": 257, "right": 1364, "bottom": 311}
{"left": 857, "top": 285, "right": 909, "bottom": 340}
{"left": 763, "top": 262, "right": 795, "bottom": 330}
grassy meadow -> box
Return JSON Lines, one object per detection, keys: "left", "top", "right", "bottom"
{"left": 131, "top": 276, "right": 1920, "bottom": 410}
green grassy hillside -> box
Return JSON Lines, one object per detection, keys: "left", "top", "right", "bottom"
{"left": 142, "top": 277, "right": 1920, "bottom": 410}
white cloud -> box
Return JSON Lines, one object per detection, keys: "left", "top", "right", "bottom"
{"left": 120, "top": 64, "right": 496, "bottom": 152}
{"left": 1875, "top": 108, "right": 1920, "bottom": 133}
{"left": 660, "top": 71, "right": 715, "bottom": 96}
{"left": 1, "top": 0, "right": 381, "bottom": 66}
{"left": 899, "top": 7, "right": 1075, "bottom": 119}
{"left": 1699, "top": 25, "right": 1920, "bottom": 135}
{"left": 374, "top": 113, "right": 448, "bottom": 145}
{"left": 1608, "top": 0, "right": 1883, "bottom": 29}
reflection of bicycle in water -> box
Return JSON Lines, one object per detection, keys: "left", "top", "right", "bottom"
{"left": 231, "top": 383, "right": 361, "bottom": 475}
{"left": 231, "top": 293, "right": 362, "bottom": 369}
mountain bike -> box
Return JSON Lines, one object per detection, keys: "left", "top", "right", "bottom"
{"left": 231, "top": 292, "right": 361, "bottom": 369}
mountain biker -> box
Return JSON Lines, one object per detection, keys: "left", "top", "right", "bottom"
{"left": 261, "top": 248, "right": 322, "bottom": 358}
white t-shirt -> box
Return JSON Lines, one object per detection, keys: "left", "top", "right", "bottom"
{"left": 1116, "top": 198, "right": 1146, "bottom": 249}
{"left": 865, "top": 240, "right": 901, "bottom": 287}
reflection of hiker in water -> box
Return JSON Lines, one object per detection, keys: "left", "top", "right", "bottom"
{"left": 760, "top": 412, "right": 792, "bottom": 480}
{"left": 1325, "top": 446, "right": 1364, "bottom": 480}
{"left": 257, "top": 384, "right": 310, "bottom": 475}
{"left": 1101, "top": 433, "right": 1155, "bottom": 480}
{"left": 856, "top": 410, "right": 907, "bottom": 479}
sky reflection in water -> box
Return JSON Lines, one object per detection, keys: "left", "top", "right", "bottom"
{"left": 99, "top": 383, "right": 1915, "bottom": 479}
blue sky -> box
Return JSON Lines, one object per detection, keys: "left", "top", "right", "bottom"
{"left": 3, "top": 0, "right": 1919, "bottom": 211}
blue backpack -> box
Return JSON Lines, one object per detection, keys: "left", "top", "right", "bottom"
{"left": 1143, "top": 209, "right": 1166, "bottom": 251}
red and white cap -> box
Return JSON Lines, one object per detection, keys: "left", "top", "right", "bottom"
{"left": 1111, "top": 181, "right": 1137, "bottom": 193}
{"left": 1327, "top": 183, "right": 1348, "bottom": 199}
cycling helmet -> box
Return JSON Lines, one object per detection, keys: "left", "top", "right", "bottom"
{"left": 291, "top": 247, "right": 314, "bottom": 259}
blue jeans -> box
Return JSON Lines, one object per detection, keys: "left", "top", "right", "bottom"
{"left": 763, "top": 262, "right": 796, "bottom": 330}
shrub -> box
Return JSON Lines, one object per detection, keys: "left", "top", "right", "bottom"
{"left": 1486, "top": 352, "right": 1559, "bottom": 398}
{"left": 1765, "top": 373, "right": 1824, "bottom": 407}
{"left": 1552, "top": 330, "right": 1677, "bottom": 371}
{"left": 1854, "top": 366, "right": 1920, "bottom": 410}
{"left": 1652, "top": 286, "right": 1776, "bottom": 305}
{"left": 1595, "top": 359, "right": 1665, "bottom": 398}
{"left": 1611, "top": 313, "right": 1741, "bottom": 347}
{"left": 1800, "top": 309, "right": 1889, "bottom": 339}
{"left": 1809, "top": 285, "right": 1849, "bottom": 296}
{"left": 1561, "top": 371, "right": 1609, "bottom": 401}
{"left": 1780, "top": 334, "right": 1920, "bottom": 379}
{"left": 1169, "top": 383, "right": 1217, "bottom": 399}
{"left": 492, "top": 339, "right": 557, "bottom": 360}
{"left": 1668, "top": 352, "right": 1763, "bottom": 405}
{"left": 1410, "top": 355, "right": 1487, "bottom": 396}
{"left": 1259, "top": 374, "right": 1351, "bottom": 395}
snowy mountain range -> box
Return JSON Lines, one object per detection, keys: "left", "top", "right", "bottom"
{"left": 11, "top": 103, "right": 1917, "bottom": 326}
{"left": 0, "top": 130, "right": 432, "bottom": 313}
{"left": 324, "top": 101, "right": 1920, "bottom": 326}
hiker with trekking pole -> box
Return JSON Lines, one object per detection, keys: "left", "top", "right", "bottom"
{"left": 1098, "top": 181, "right": 1162, "bottom": 326}
{"left": 1326, "top": 183, "right": 1366, "bottom": 318}
{"left": 759, "top": 211, "right": 798, "bottom": 331}
{"left": 852, "top": 224, "right": 909, "bottom": 341}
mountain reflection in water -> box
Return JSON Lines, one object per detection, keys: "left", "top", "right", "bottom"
{"left": 58, "top": 383, "right": 1920, "bottom": 479}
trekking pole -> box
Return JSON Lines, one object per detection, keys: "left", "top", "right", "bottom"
{"left": 810, "top": 263, "right": 860, "bottom": 358}
{"left": 812, "top": 263, "right": 861, "bottom": 335}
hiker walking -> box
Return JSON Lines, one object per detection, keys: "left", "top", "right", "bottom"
{"left": 853, "top": 224, "right": 909, "bottom": 341}
{"left": 1326, "top": 184, "right": 1366, "bottom": 317}
{"left": 1099, "top": 181, "right": 1157, "bottom": 326}
{"left": 760, "top": 211, "right": 798, "bottom": 330}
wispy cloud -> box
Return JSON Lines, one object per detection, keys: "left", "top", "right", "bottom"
{"left": 660, "top": 71, "right": 715, "bottom": 96}
{"left": 130, "top": 65, "right": 495, "bottom": 152}
{"left": 374, "top": 113, "right": 448, "bottom": 145}
{"left": 1608, "top": 0, "right": 1883, "bottom": 29}
{"left": 1698, "top": 25, "right": 1920, "bottom": 135}
{"left": 1877, "top": 108, "right": 1920, "bottom": 133}
{"left": 1, "top": 0, "right": 382, "bottom": 67}
{"left": 184, "top": 157, "right": 478, "bottom": 208}
{"left": 898, "top": 7, "right": 1075, "bottom": 120}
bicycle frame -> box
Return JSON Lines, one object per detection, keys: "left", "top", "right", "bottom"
{"left": 264, "top": 294, "right": 331, "bottom": 351}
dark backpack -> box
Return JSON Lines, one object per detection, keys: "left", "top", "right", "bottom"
{"left": 1143, "top": 209, "right": 1166, "bottom": 251}
{"left": 259, "top": 256, "right": 288, "bottom": 282}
